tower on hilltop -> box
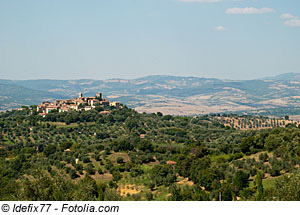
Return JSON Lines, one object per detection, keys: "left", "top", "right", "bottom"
{"left": 96, "top": 92, "right": 102, "bottom": 100}
{"left": 78, "top": 93, "right": 83, "bottom": 98}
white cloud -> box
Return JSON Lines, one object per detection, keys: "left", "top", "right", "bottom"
{"left": 226, "top": 7, "right": 275, "bottom": 14}
{"left": 215, "top": 26, "right": 226, "bottom": 31}
{"left": 284, "top": 18, "right": 300, "bottom": 27}
{"left": 279, "top": 13, "right": 300, "bottom": 27}
{"left": 280, "top": 13, "right": 295, "bottom": 19}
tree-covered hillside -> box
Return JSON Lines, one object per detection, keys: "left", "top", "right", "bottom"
{"left": 1, "top": 106, "right": 300, "bottom": 200}
{"left": 0, "top": 83, "right": 65, "bottom": 110}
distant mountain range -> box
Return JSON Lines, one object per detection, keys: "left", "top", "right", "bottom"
{"left": 261, "top": 73, "right": 300, "bottom": 81}
{"left": 1, "top": 73, "right": 300, "bottom": 115}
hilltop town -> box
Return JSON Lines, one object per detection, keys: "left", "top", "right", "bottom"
{"left": 36, "top": 92, "right": 121, "bottom": 116}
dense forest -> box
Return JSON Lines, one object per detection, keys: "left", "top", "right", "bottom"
{"left": 1, "top": 106, "right": 300, "bottom": 201}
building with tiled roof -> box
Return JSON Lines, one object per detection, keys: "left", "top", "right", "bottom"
{"left": 36, "top": 92, "right": 121, "bottom": 115}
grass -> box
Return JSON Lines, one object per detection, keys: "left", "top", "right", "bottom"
{"left": 210, "top": 154, "right": 237, "bottom": 163}
{"left": 262, "top": 177, "right": 279, "bottom": 189}
{"left": 241, "top": 151, "right": 273, "bottom": 162}
{"left": 117, "top": 168, "right": 174, "bottom": 201}
{"left": 249, "top": 176, "right": 279, "bottom": 190}
{"left": 141, "top": 164, "right": 154, "bottom": 172}
{"left": 2, "top": 137, "right": 14, "bottom": 145}
{"left": 48, "top": 122, "right": 79, "bottom": 128}
{"left": 153, "top": 185, "right": 170, "bottom": 201}
{"left": 108, "top": 152, "right": 130, "bottom": 164}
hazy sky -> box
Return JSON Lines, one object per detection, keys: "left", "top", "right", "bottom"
{"left": 0, "top": 0, "right": 300, "bottom": 80}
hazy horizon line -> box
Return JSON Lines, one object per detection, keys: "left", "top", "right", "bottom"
{"left": 1, "top": 72, "right": 299, "bottom": 82}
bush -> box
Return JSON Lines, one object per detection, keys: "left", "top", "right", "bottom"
{"left": 98, "top": 168, "right": 103, "bottom": 174}
{"left": 69, "top": 169, "right": 79, "bottom": 179}
{"left": 44, "top": 145, "right": 57, "bottom": 157}
{"left": 82, "top": 157, "right": 91, "bottom": 163}
{"left": 85, "top": 164, "right": 95, "bottom": 175}
{"left": 117, "top": 157, "right": 124, "bottom": 164}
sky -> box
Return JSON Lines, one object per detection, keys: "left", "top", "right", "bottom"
{"left": 0, "top": 0, "right": 300, "bottom": 80}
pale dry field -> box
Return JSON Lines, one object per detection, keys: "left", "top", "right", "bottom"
{"left": 217, "top": 116, "right": 300, "bottom": 130}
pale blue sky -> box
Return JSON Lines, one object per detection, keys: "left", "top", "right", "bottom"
{"left": 0, "top": 0, "right": 300, "bottom": 80}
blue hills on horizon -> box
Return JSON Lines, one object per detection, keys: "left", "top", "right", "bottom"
{"left": 1, "top": 72, "right": 300, "bottom": 115}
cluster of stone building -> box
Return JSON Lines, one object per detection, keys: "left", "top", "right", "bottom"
{"left": 37, "top": 92, "right": 120, "bottom": 116}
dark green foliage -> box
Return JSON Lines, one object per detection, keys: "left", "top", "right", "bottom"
{"left": 43, "top": 145, "right": 57, "bottom": 157}
{"left": 82, "top": 157, "right": 91, "bottom": 163}
{"left": 232, "top": 171, "right": 249, "bottom": 195}
{"left": 85, "top": 164, "right": 95, "bottom": 175}
{"left": 150, "top": 165, "right": 176, "bottom": 186}
{"left": 255, "top": 170, "right": 264, "bottom": 200}
{"left": 264, "top": 171, "right": 300, "bottom": 201}
{"left": 97, "top": 168, "right": 103, "bottom": 174}
{"left": 1, "top": 106, "right": 300, "bottom": 201}
{"left": 130, "top": 166, "right": 144, "bottom": 177}
{"left": 145, "top": 191, "right": 153, "bottom": 201}
{"left": 69, "top": 169, "right": 79, "bottom": 179}
{"left": 116, "top": 157, "right": 124, "bottom": 164}
{"left": 169, "top": 185, "right": 210, "bottom": 201}
{"left": 60, "top": 142, "right": 73, "bottom": 150}
{"left": 112, "top": 140, "right": 134, "bottom": 152}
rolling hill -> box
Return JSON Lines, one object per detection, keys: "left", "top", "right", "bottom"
{"left": 1, "top": 73, "right": 300, "bottom": 115}
{"left": 0, "top": 83, "right": 65, "bottom": 111}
